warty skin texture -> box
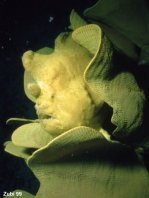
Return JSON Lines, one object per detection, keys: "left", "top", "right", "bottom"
{"left": 22, "top": 34, "right": 105, "bottom": 136}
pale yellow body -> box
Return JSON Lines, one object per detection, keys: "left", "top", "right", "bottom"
{"left": 22, "top": 35, "right": 103, "bottom": 135}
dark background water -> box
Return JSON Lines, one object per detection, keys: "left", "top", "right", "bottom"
{"left": 0, "top": 0, "right": 149, "bottom": 197}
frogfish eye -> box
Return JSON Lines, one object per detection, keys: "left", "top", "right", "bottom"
{"left": 27, "top": 83, "right": 41, "bottom": 98}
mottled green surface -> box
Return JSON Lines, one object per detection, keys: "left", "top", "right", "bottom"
{"left": 84, "top": 0, "right": 149, "bottom": 63}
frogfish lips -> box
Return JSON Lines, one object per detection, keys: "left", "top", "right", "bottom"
{"left": 37, "top": 113, "right": 64, "bottom": 135}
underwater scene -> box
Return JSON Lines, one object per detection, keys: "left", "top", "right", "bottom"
{"left": 0, "top": 0, "right": 149, "bottom": 197}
